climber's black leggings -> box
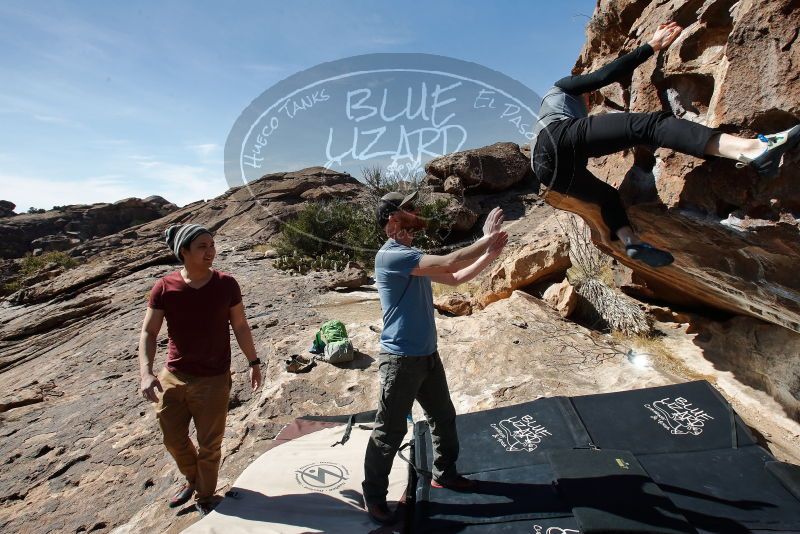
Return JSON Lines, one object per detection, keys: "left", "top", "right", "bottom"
{"left": 532, "top": 111, "right": 720, "bottom": 239}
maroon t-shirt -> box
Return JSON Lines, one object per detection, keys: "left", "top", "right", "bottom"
{"left": 148, "top": 269, "right": 242, "bottom": 376}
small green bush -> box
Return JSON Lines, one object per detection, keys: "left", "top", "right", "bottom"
{"left": 0, "top": 251, "right": 77, "bottom": 298}
{"left": 273, "top": 195, "right": 451, "bottom": 272}
{"left": 2, "top": 280, "right": 22, "bottom": 295}
{"left": 19, "top": 251, "right": 77, "bottom": 277}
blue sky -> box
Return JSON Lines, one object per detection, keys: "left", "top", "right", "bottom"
{"left": 0, "top": 1, "right": 596, "bottom": 210}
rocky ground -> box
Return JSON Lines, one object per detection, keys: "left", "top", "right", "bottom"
{"left": 1, "top": 210, "right": 798, "bottom": 533}
{"left": 2, "top": 0, "right": 800, "bottom": 531}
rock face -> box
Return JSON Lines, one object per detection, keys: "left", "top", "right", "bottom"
{"left": 545, "top": 0, "right": 800, "bottom": 333}
{"left": 425, "top": 142, "right": 536, "bottom": 193}
{"left": 0, "top": 200, "right": 15, "bottom": 218}
{"left": 473, "top": 213, "right": 572, "bottom": 309}
{"left": 433, "top": 293, "right": 473, "bottom": 316}
{"left": 0, "top": 196, "right": 178, "bottom": 259}
{"left": 0, "top": 160, "right": 798, "bottom": 534}
{"left": 694, "top": 315, "right": 800, "bottom": 420}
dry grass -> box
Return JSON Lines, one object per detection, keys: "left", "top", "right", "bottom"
{"left": 563, "top": 215, "right": 651, "bottom": 336}
{"left": 579, "top": 278, "right": 651, "bottom": 336}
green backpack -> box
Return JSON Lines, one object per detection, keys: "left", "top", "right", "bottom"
{"left": 313, "top": 320, "right": 354, "bottom": 363}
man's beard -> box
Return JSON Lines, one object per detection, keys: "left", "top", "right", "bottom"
{"left": 401, "top": 217, "right": 428, "bottom": 232}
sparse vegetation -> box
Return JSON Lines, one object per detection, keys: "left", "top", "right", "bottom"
{"left": 19, "top": 251, "right": 77, "bottom": 277}
{"left": 563, "top": 215, "right": 651, "bottom": 336}
{"left": 27, "top": 207, "right": 46, "bottom": 214}
{"left": 1, "top": 251, "right": 78, "bottom": 297}
{"left": 361, "top": 165, "right": 423, "bottom": 203}
{"left": 273, "top": 167, "right": 451, "bottom": 273}
{"left": 2, "top": 280, "right": 22, "bottom": 294}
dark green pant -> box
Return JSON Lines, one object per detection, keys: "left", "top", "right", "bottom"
{"left": 362, "top": 351, "right": 459, "bottom": 502}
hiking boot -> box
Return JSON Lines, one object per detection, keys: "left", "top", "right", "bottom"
{"left": 737, "top": 125, "right": 800, "bottom": 179}
{"left": 168, "top": 483, "right": 194, "bottom": 508}
{"left": 284, "top": 354, "right": 315, "bottom": 373}
{"left": 195, "top": 500, "right": 217, "bottom": 517}
{"left": 364, "top": 499, "right": 395, "bottom": 525}
{"left": 431, "top": 474, "right": 479, "bottom": 491}
{"left": 626, "top": 243, "right": 674, "bottom": 268}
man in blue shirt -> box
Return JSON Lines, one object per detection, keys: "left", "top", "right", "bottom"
{"left": 363, "top": 191, "right": 508, "bottom": 524}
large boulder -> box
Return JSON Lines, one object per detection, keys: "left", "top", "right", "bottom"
{"left": 433, "top": 293, "right": 473, "bottom": 316}
{"left": 549, "top": 0, "right": 800, "bottom": 333}
{"left": 473, "top": 214, "right": 571, "bottom": 309}
{"left": 425, "top": 142, "right": 535, "bottom": 193}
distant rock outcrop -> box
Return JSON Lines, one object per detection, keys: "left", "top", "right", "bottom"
{"left": 0, "top": 200, "right": 15, "bottom": 218}
{"left": 0, "top": 196, "right": 178, "bottom": 259}
{"left": 5, "top": 168, "right": 366, "bottom": 305}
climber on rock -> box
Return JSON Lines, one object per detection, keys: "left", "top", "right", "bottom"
{"left": 531, "top": 21, "right": 800, "bottom": 268}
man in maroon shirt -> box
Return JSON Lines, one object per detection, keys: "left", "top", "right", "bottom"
{"left": 138, "top": 223, "right": 263, "bottom": 516}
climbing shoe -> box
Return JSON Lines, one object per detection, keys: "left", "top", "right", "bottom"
{"left": 737, "top": 125, "right": 800, "bottom": 179}
{"left": 626, "top": 243, "right": 674, "bottom": 268}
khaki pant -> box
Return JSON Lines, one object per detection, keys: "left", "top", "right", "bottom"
{"left": 156, "top": 368, "right": 231, "bottom": 503}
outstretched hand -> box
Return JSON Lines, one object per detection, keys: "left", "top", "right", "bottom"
{"left": 486, "top": 231, "right": 508, "bottom": 257}
{"left": 482, "top": 207, "right": 505, "bottom": 237}
{"left": 649, "top": 21, "right": 682, "bottom": 51}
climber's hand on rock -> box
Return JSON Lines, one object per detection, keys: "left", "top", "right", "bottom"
{"left": 648, "top": 21, "right": 682, "bottom": 51}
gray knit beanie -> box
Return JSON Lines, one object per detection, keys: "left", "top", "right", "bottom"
{"left": 165, "top": 224, "right": 211, "bottom": 261}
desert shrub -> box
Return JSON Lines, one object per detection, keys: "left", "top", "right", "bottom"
{"left": 1, "top": 251, "right": 77, "bottom": 297}
{"left": 563, "top": 215, "right": 651, "bottom": 336}
{"left": 1, "top": 280, "right": 22, "bottom": 295}
{"left": 273, "top": 185, "right": 451, "bottom": 273}
{"left": 361, "top": 165, "right": 423, "bottom": 203}
{"left": 19, "top": 251, "right": 76, "bottom": 277}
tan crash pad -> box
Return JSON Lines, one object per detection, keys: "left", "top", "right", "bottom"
{"left": 182, "top": 424, "right": 409, "bottom": 533}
